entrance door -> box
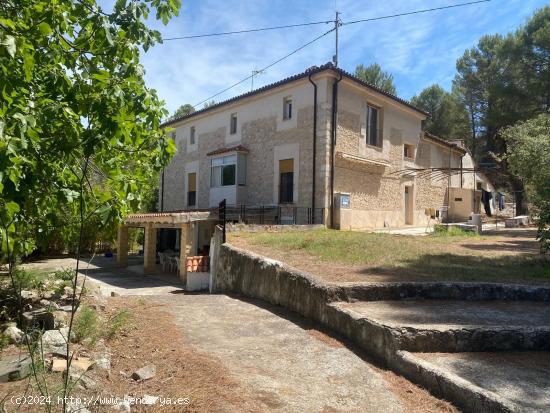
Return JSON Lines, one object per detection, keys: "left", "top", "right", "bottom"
{"left": 404, "top": 186, "right": 413, "bottom": 225}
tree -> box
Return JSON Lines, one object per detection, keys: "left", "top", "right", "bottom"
{"left": 354, "top": 63, "right": 397, "bottom": 94}
{"left": 451, "top": 7, "right": 550, "bottom": 213}
{"left": 169, "top": 103, "right": 195, "bottom": 120}
{"left": 0, "top": 0, "right": 179, "bottom": 260}
{"left": 0, "top": 0, "right": 180, "bottom": 407}
{"left": 502, "top": 113, "right": 550, "bottom": 252}
{"left": 410, "top": 84, "right": 470, "bottom": 139}
{"left": 203, "top": 99, "right": 217, "bottom": 109}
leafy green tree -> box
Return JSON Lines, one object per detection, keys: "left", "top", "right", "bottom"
{"left": 0, "top": 0, "right": 179, "bottom": 262}
{"left": 502, "top": 113, "right": 550, "bottom": 252}
{"left": 354, "top": 63, "right": 396, "bottom": 95}
{"left": 169, "top": 103, "right": 195, "bottom": 120}
{"left": 411, "top": 85, "right": 470, "bottom": 139}
{"left": 452, "top": 7, "right": 550, "bottom": 213}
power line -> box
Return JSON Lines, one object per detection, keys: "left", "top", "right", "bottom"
{"left": 163, "top": 20, "right": 332, "bottom": 41}
{"left": 193, "top": 27, "right": 335, "bottom": 107}
{"left": 342, "top": 0, "right": 491, "bottom": 26}
{"left": 189, "top": 0, "right": 490, "bottom": 107}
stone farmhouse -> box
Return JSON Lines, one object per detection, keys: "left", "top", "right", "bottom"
{"left": 160, "top": 63, "right": 489, "bottom": 232}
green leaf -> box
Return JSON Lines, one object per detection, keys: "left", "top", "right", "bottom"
{"left": 38, "top": 22, "right": 53, "bottom": 36}
{"left": 1, "top": 35, "right": 16, "bottom": 58}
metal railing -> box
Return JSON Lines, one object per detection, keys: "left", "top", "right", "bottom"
{"left": 218, "top": 201, "right": 325, "bottom": 226}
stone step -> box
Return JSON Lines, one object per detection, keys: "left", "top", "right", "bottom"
{"left": 326, "top": 300, "right": 550, "bottom": 356}
{"left": 393, "top": 350, "right": 550, "bottom": 413}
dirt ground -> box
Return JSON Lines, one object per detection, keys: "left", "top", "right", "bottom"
{"left": 228, "top": 227, "right": 548, "bottom": 284}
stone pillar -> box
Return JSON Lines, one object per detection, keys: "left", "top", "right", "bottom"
{"left": 116, "top": 225, "right": 129, "bottom": 268}
{"left": 190, "top": 222, "right": 198, "bottom": 256}
{"left": 179, "top": 223, "right": 189, "bottom": 283}
{"left": 143, "top": 224, "right": 157, "bottom": 274}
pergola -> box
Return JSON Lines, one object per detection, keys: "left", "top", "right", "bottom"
{"left": 116, "top": 210, "right": 218, "bottom": 281}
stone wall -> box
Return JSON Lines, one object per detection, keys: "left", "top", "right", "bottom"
{"left": 333, "top": 103, "right": 462, "bottom": 229}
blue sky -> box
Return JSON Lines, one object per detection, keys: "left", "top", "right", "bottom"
{"left": 121, "top": 0, "right": 547, "bottom": 114}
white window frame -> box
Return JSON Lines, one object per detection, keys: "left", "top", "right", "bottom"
{"left": 210, "top": 153, "right": 247, "bottom": 188}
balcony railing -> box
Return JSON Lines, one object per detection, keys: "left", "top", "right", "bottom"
{"left": 222, "top": 204, "right": 325, "bottom": 225}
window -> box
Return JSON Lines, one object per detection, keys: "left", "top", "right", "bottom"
{"left": 366, "top": 105, "right": 380, "bottom": 147}
{"left": 283, "top": 97, "right": 293, "bottom": 120}
{"left": 279, "top": 159, "right": 294, "bottom": 203}
{"left": 190, "top": 126, "right": 196, "bottom": 145}
{"left": 404, "top": 144, "right": 414, "bottom": 160}
{"left": 187, "top": 172, "right": 196, "bottom": 207}
{"left": 230, "top": 113, "right": 238, "bottom": 134}
{"left": 210, "top": 153, "right": 246, "bottom": 187}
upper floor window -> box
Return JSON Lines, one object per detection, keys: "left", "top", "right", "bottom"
{"left": 230, "top": 113, "right": 238, "bottom": 134}
{"left": 210, "top": 154, "right": 246, "bottom": 187}
{"left": 283, "top": 97, "right": 293, "bottom": 120}
{"left": 366, "top": 104, "right": 381, "bottom": 147}
{"left": 187, "top": 172, "right": 196, "bottom": 207}
{"left": 190, "top": 126, "right": 196, "bottom": 145}
{"left": 404, "top": 143, "right": 414, "bottom": 160}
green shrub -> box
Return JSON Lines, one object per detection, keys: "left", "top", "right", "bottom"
{"left": 433, "top": 225, "right": 478, "bottom": 237}
{"left": 54, "top": 268, "right": 74, "bottom": 281}
{"left": 73, "top": 306, "right": 99, "bottom": 346}
{"left": 106, "top": 310, "right": 131, "bottom": 338}
{"left": 12, "top": 268, "right": 44, "bottom": 290}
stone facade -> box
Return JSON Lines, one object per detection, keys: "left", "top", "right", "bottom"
{"left": 161, "top": 68, "right": 483, "bottom": 229}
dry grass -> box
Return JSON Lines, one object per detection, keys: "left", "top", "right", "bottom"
{"left": 98, "top": 297, "right": 263, "bottom": 412}
{"left": 229, "top": 227, "right": 550, "bottom": 284}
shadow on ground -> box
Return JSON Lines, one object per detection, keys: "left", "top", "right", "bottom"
{"left": 364, "top": 253, "right": 550, "bottom": 284}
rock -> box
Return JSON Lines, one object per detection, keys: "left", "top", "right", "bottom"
{"left": 40, "top": 328, "right": 69, "bottom": 355}
{"left": 71, "top": 357, "right": 94, "bottom": 371}
{"left": 131, "top": 364, "right": 156, "bottom": 381}
{"left": 142, "top": 395, "right": 159, "bottom": 406}
{"left": 0, "top": 354, "right": 32, "bottom": 382}
{"left": 42, "top": 290, "right": 56, "bottom": 300}
{"left": 94, "top": 347, "right": 112, "bottom": 371}
{"left": 52, "top": 357, "right": 94, "bottom": 373}
{"left": 52, "top": 311, "right": 68, "bottom": 328}
{"left": 3, "top": 325, "right": 23, "bottom": 344}
{"left": 39, "top": 299, "right": 59, "bottom": 310}
{"left": 67, "top": 369, "right": 98, "bottom": 390}
{"left": 111, "top": 291, "right": 120, "bottom": 297}
{"left": 22, "top": 308, "right": 55, "bottom": 330}
{"left": 21, "top": 290, "right": 40, "bottom": 304}
{"left": 51, "top": 358, "right": 67, "bottom": 372}
{"left": 110, "top": 399, "right": 131, "bottom": 412}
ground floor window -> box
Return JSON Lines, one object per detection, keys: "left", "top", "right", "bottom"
{"left": 279, "top": 158, "right": 294, "bottom": 203}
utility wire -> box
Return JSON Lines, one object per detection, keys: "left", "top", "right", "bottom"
{"left": 193, "top": 27, "right": 335, "bottom": 108}
{"left": 189, "top": 0, "right": 490, "bottom": 108}
{"left": 342, "top": 0, "right": 491, "bottom": 26}
{"left": 163, "top": 20, "right": 332, "bottom": 41}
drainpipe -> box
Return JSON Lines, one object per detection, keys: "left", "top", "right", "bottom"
{"left": 160, "top": 170, "right": 165, "bottom": 212}
{"left": 308, "top": 72, "right": 318, "bottom": 224}
{"left": 330, "top": 71, "right": 343, "bottom": 229}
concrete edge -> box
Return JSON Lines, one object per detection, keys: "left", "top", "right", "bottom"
{"left": 392, "top": 351, "right": 519, "bottom": 413}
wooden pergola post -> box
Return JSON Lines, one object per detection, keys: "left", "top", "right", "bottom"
{"left": 143, "top": 223, "right": 157, "bottom": 274}
{"left": 179, "top": 223, "right": 189, "bottom": 284}
{"left": 116, "top": 225, "right": 129, "bottom": 268}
